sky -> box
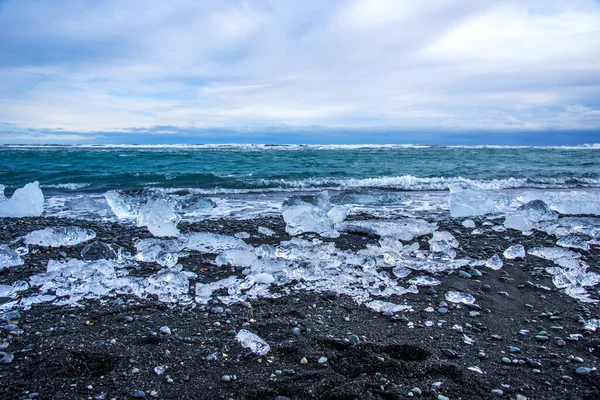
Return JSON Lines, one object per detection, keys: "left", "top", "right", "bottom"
{"left": 0, "top": 0, "right": 599, "bottom": 144}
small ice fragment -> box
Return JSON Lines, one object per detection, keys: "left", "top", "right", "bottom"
{"left": 408, "top": 276, "right": 441, "bottom": 286}
{"left": 146, "top": 269, "right": 190, "bottom": 302}
{"left": 484, "top": 254, "right": 503, "bottom": 270}
{"left": 257, "top": 226, "right": 275, "bottom": 236}
{"left": 104, "top": 190, "right": 141, "bottom": 219}
{"left": 462, "top": 219, "right": 476, "bottom": 228}
{"left": 234, "top": 232, "right": 250, "bottom": 239}
{"left": 0, "top": 245, "right": 24, "bottom": 270}
{"left": 215, "top": 249, "right": 257, "bottom": 268}
{"left": 583, "top": 319, "right": 600, "bottom": 332}
{"left": 467, "top": 366, "right": 485, "bottom": 374}
{"left": 503, "top": 215, "right": 533, "bottom": 232}
{"left": 429, "top": 231, "right": 459, "bottom": 253}
{"left": 392, "top": 266, "right": 411, "bottom": 278}
{"left": 154, "top": 366, "right": 167, "bottom": 375}
{"left": 556, "top": 235, "right": 590, "bottom": 251}
{"left": 340, "top": 218, "right": 436, "bottom": 241}
{"left": 253, "top": 273, "right": 274, "bottom": 284}
{"left": 471, "top": 228, "right": 485, "bottom": 235}
{"left": 528, "top": 247, "right": 580, "bottom": 261}
{"left": 24, "top": 227, "right": 96, "bottom": 247}
{"left": 137, "top": 199, "right": 180, "bottom": 237}
{"left": 236, "top": 329, "right": 270, "bottom": 355}
{"left": 0, "top": 181, "right": 44, "bottom": 217}
{"left": 445, "top": 290, "right": 475, "bottom": 305}
{"left": 185, "top": 232, "right": 250, "bottom": 253}
{"left": 463, "top": 334, "right": 475, "bottom": 345}
{"left": 503, "top": 245, "right": 525, "bottom": 260}
{"left": 365, "top": 300, "right": 413, "bottom": 313}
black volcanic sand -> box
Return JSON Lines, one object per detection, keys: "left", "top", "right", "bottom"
{"left": 0, "top": 215, "right": 599, "bottom": 400}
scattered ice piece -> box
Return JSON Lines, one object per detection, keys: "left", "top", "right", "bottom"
{"left": 195, "top": 276, "right": 243, "bottom": 304}
{"left": 234, "top": 232, "right": 251, "bottom": 239}
{"left": 583, "top": 319, "right": 600, "bottom": 332}
{"left": 528, "top": 247, "right": 581, "bottom": 261}
{"left": 556, "top": 235, "right": 590, "bottom": 251}
{"left": 24, "top": 227, "right": 96, "bottom": 247}
{"left": 137, "top": 199, "right": 180, "bottom": 237}
{"left": 236, "top": 329, "right": 270, "bottom": 355}
{"left": 471, "top": 228, "right": 485, "bottom": 235}
{"left": 257, "top": 226, "right": 275, "bottom": 236}
{"left": 445, "top": 290, "right": 475, "bottom": 305}
{"left": 215, "top": 249, "right": 258, "bottom": 268}
{"left": 462, "top": 219, "right": 476, "bottom": 228}
{"left": 392, "top": 266, "right": 411, "bottom": 278}
{"left": 340, "top": 218, "right": 437, "bottom": 241}
{"left": 146, "top": 269, "right": 190, "bottom": 303}
{"left": 365, "top": 300, "right": 413, "bottom": 313}
{"left": 253, "top": 273, "right": 275, "bottom": 284}
{"left": 0, "top": 245, "right": 24, "bottom": 270}
{"left": 429, "top": 231, "right": 459, "bottom": 253}
{"left": 468, "top": 366, "right": 485, "bottom": 374}
{"left": 516, "top": 200, "right": 558, "bottom": 222}
{"left": 503, "top": 215, "right": 533, "bottom": 232}
{"left": 0, "top": 181, "right": 44, "bottom": 217}
{"left": 463, "top": 334, "right": 475, "bottom": 345}
{"left": 104, "top": 190, "right": 141, "bottom": 219}
{"left": 281, "top": 193, "right": 343, "bottom": 238}
{"left": 135, "top": 238, "right": 182, "bottom": 267}
{"left": 154, "top": 366, "right": 167, "bottom": 375}
{"left": 0, "top": 284, "right": 16, "bottom": 298}
{"left": 503, "top": 245, "right": 525, "bottom": 260}
{"left": 185, "top": 232, "right": 250, "bottom": 253}
{"left": 484, "top": 254, "right": 503, "bottom": 270}
{"left": 408, "top": 276, "right": 441, "bottom": 286}
{"left": 449, "top": 185, "right": 507, "bottom": 217}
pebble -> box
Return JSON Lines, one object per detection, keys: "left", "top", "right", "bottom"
{"left": 442, "top": 349, "right": 458, "bottom": 358}
{"left": 535, "top": 335, "right": 549, "bottom": 341}
{"left": 509, "top": 346, "right": 521, "bottom": 353}
{"left": 575, "top": 367, "right": 594, "bottom": 376}
{"left": 515, "top": 395, "right": 527, "bottom": 400}
{"left": 159, "top": 326, "right": 171, "bottom": 335}
{"left": 490, "top": 334, "right": 503, "bottom": 340}
{"left": 411, "top": 387, "right": 422, "bottom": 395}
{"left": 491, "top": 389, "right": 504, "bottom": 396}
{"left": 562, "top": 375, "right": 573, "bottom": 382}
{"left": 291, "top": 327, "right": 301, "bottom": 336}
{"left": 318, "top": 356, "right": 328, "bottom": 365}
{"left": 124, "top": 316, "right": 134, "bottom": 323}
{"left": 438, "top": 395, "right": 449, "bottom": 400}
{"left": 132, "top": 391, "right": 146, "bottom": 398}
{"left": 210, "top": 307, "right": 224, "bottom": 314}
{"left": 0, "top": 353, "right": 14, "bottom": 364}
{"left": 221, "top": 375, "right": 232, "bottom": 382}
{"left": 300, "top": 357, "right": 308, "bottom": 365}
{"left": 348, "top": 334, "right": 360, "bottom": 344}
{"left": 501, "top": 357, "right": 511, "bottom": 364}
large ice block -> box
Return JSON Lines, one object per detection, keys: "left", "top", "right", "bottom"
{"left": 0, "top": 182, "right": 44, "bottom": 218}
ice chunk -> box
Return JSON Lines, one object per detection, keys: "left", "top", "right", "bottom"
{"left": 516, "top": 200, "right": 558, "bottom": 222}
{"left": 449, "top": 185, "right": 507, "bottom": 217}
{"left": 462, "top": 219, "right": 476, "bottom": 228}
{"left": 281, "top": 193, "right": 344, "bottom": 238}
{"left": 104, "top": 190, "right": 142, "bottom": 219}
{"left": 365, "top": 300, "right": 412, "bottom": 313}
{"left": 0, "top": 181, "right": 44, "bottom": 217}
{"left": 0, "top": 245, "right": 24, "bottom": 270}
{"left": 135, "top": 238, "right": 183, "bottom": 267}
{"left": 0, "top": 284, "right": 16, "bottom": 298}
{"left": 215, "top": 249, "right": 258, "bottom": 268}
{"left": 392, "top": 266, "right": 411, "bottom": 278}
{"left": 556, "top": 235, "right": 590, "bottom": 251}
{"left": 195, "top": 276, "right": 243, "bottom": 304}
{"left": 408, "top": 276, "right": 441, "bottom": 286}
{"left": 257, "top": 226, "right": 276, "bottom": 236}
{"left": 584, "top": 319, "right": 600, "bottom": 332}
{"left": 546, "top": 259, "right": 600, "bottom": 302}
{"left": 81, "top": 241, "right": 118, "bottom": 261}
{"left": 445, "top": 290, "right": 476, "bottom": 304}
{"left": 24, "top": 227, "right": 96, "bottom": 247}
{"left": 253, "top": 272, "right": 275, "bottom": 284}
{"left": 137, "top": 199, "right": 180, "bottom": 237}
{"left": 146, "top": 269, "right": 190, "bottom": 303}
{"left": 429, "top": 231, "right": 459, "bottom": 253}
{"left": 180, "top": 196, "right": 216, "bottom": 212}
{"left": 503, "top": 245, "right": 525, "bottom": 260}
{"left": 340, "top": 218, "right": 437, "bottom": 241}
{"left": 234, "top": 232, "right": 251, "bottom": 239}
{"left": 484, "top": 254, "right": 503, "bottom": 270}
{"left": 236, "top": 329, "right": 270, "bottom": 356}
{"left": 503, "top": 215, "right": 533, "bottom": 231}
{"left": 185, "top": 232, "right": 250, "bottom": 253}
{"left": 528, "top": 247, "right": 580, "bottom": 261}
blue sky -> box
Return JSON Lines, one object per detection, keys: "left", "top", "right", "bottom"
{"left": 0, "top": 0, "right": 599, "bottom": 144}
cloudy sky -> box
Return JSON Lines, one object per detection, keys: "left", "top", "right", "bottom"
{"left": 0, "top": 0, "right": 599, "bottom": 144}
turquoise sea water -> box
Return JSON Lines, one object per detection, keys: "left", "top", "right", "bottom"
{"left": 1, "top": 145, "right": 599, "bottom": 195}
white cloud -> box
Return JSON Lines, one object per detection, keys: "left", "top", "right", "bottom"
{"left": 0, "top": 0, "right": 598, "bottom": 137}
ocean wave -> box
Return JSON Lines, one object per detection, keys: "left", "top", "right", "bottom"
{"left": 40, "top": 183, "right": 91, "bottom": 190}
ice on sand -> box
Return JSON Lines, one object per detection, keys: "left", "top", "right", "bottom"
{"left": 516, "top": 200, "right": 558, "bottom": 222}
{"left": 236, "top": 329, "right": 270, "bottom": 356}
{"left": 528, "top": 247, "right": 580, "bottom": 261}
{"left": 449, "top": 185, "right": 507, "bottom": 217}
{"left": 365, "top": 300, "right": 412, "bottom": 313}
{"left": 503, "top": 215, "right": 533, "bottom": 232}
{"left": 503, "top": 245, "right": 526, "bottom": 260}
{"left": 340, "top": 218, "right": 436, "bottom": 241}
{"left": 484, "top": 254, "right": 503, "bottom": 270}
{"left": 104, "top": 190, "right": 142, "bottom": 219}
{"left": 429, "top": 231, "right": 459, "bottom": 253}
{"left": 135, "top": 239, "right": 183, "bottom": 267}
{"left": 146, "top": 269, "right": 190, "bottom": 303}
{"left": 281, "top": 193, "right": 346, "bottom": 238}
{"left": 24, "top": 227, "right": 96, "bottom": 247}
{"left": 0, "top": 245, "right": 24, "bottom": 270}
{"left": 556, "top": 235, "right": 590, "bottom": 251}
{"left": 0, "top": 181, "right": 44, "bottom": 218}
{"left": 137, "top": 199, "right": 181, "bottom": 237}
{"left": 445, "top": 290, "right": 476, "bottom": 304}
{"left": 546, "top": 260, "right": 600, "bottom": 303}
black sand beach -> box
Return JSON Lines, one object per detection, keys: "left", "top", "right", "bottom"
{"left": 1, "top": 216, "right": 599, "bottom": 400}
